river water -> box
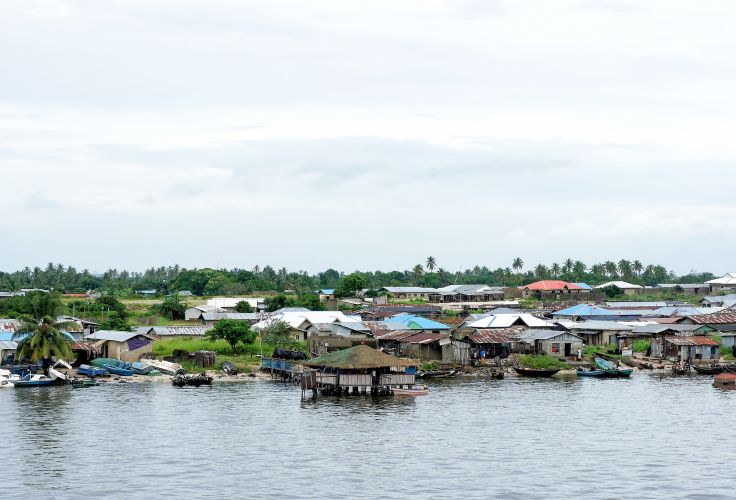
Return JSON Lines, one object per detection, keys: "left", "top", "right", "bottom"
{"left": 1, "top": 373, "right": 734, "bottom": 499}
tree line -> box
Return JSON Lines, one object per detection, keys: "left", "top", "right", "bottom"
{"left": 0, "top": 258, "right": 715, "bottom": 297}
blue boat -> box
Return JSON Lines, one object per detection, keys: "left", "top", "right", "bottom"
{"left": 102, "top": 364, "right": 134, "bottom": 377}
{"left": 576, "top": 367, "right": 606, "bottom": 378}
{"left": 12, "top": 374, "right": 59, "bottom": 387}
{"left": 595, "top": 358, "right": 633, "bottom": 378}
{"left": 91, "top": 358, "right": 134, "bottom": 376}
{"left": 130, "top": 362, "right": 152, "bottom": 375}
{"left": 77, "top": 364, "right": 109, "bottom": 377}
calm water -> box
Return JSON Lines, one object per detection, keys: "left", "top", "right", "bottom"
{"left": 2, "top": 373, "right": 735, "bottom": 499}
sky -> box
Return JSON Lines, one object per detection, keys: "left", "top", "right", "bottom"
{"left": 1, "top": 0, "right": 735, "bottom": 275}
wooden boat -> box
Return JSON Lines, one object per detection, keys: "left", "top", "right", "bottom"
{"left": 513, "top": 366, "right": 560, "bottom": 378}
{"left": 392, "top": 385, "right": 429, "bottom": 396}
{"left": 417, "top": 369, "right": 456, "bottom": 379}
{"left": 595, "top": 358, "right": 633, "bottom": 378}
{"left": 91, "top": 358, "right": 134, "bottom": 376}
{"left": 130, "top": 362, "right": 152, "bottom": 375}
{"left": 71, "top": 379, "right": 99, "bottom": 388}
{"left": 77, "top": 364, "right": 109, "bottom": 377}
{"left": 693, "top": 364, "right": 725, "bottom": 375}
{"left": 576, "top": 367, "right": 606, "bottom": 378}
{"left": 102, "top": 364, "right": 134, "bottom": 377}
{"left": 714, "top": 372, "right": 736, "bottom": 386}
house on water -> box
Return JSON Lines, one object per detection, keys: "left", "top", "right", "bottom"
{"left": 515, "top": 329, "right": 585, "bottom": 358}
{"left": 302, "top": 345, "right": 419, "bottom": 395}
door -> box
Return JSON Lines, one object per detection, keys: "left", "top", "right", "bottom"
{"left": 564, "top": 343, "right": 572, "bottom": 357}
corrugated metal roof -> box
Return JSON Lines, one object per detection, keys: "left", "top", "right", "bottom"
{"left": 85, "top": 330, "right": 152, "bottom": 342}
{"left": 567, "top": 320, "right": 633, "bottom": 331}
{"left": 665, "top": 336, "right": 719, "bottom": 346}
{"left": 202, "top": 312, "right": 259, "bottom": 321}
{"left": 146, "top": 326, "right": 210, "bottom": 336}
{"left": 464, "top": 328, "right": 519, "bottom": 344}
{"left": 523, "top": 280, "right": 583, "bottom": 291}
{"left": 396, "top": 332, "right": 449, "bottom": 344}
{"left": 594, "top": 281, "right": 643, "bottom": 290}
{"left": 706, "top": 273, "right": 736, "bottom": 285}
{"left": 384, "top": 314, "right": 450, "bottom": 330}
{"left": 0, "top": 340, "right": 17, "bottom": 350}
{"left": 687, "top": 311, "right": 736, "bottom": 325}
{"left": 465, "top": 314, "right": 552, "bottom": 329}
{"left": 515, "top": 329, "right": 585, "bottom": 342}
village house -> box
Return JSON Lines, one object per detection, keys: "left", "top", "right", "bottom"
{"left": 594, "top": 281, "right": 643, "bottom": 295}
{"left": 200, "top": 312, "right": 260, "bottom": 328}
{"left": 427, "top": 284, "right": 505, "bottom": 303}
{"left": 520, "top": 280, "right": 587, "bottom": 299}
{"left": 705, "top": 273, "right": 736, "bottom": 294}
{"left": 460, "top": 313, "right": 553, "bottom": 330}
{"left": 383, "top": 313, "right": 451, "bottom": 333}
{"left": 136, "top": 325, "right": 210, "bottom": 340}
{"left": 253, "top": 310, "right": 361, "bottom": 342}
{"left": 184, "top": 305, "right": 225, "bottom": 321}
{"left": 656, "top": 283, "right": 710, "bottom": 295}
{"left": 378, "top": 286, "right": 436, "bottom": 301}
{"left": 514, "top": 329, "right": 585, "bottom": 358}
{"left": 551, "top": 304, "right": 647, "bottom": 321}
{"left": 677, "top": 311, "right": 736, "bottom": 333}
{"left": 206, "top": 297, "right": 265, "bottom": 311}
{"left": 562, "top": 320, "right": 633, "bottom": 346}
{"left": 84, "top": 330, "right": 153, "bottom": 362}
{"left": 699, "top": 294, "right": 736, "bottom": 308}
{"left": 456, "top": 327, "right": 518, "bottom": 359}
{"left": 662, "top": 336, "right": 720, "bottom": 361}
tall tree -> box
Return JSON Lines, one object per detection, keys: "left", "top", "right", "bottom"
{"left": 550, "top": 263, "right": 561, "bottom": 277}
{"left": 425, "top": 256, "right": 437, "bottom": 272}
{"left": 512, "top": 258, "right": 524, "bottom": 273}
{"left": 14, "top": 316, "right": 73, "bottom": 375}
{"left": 412, "top": 264, "right": 424, "bottom": 284}
{"left": 632, "top": 260, "right": 643, "bottom": 276}
{"left": 563, "top": 258, "right": 574, "bottom": 274}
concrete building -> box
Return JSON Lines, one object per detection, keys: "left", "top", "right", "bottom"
{"left": 515, "top": 329, "right": 585, "bottom": 357}
{"left": 84, "top": 330, "right": 153, "bottom": 362}
{"left": 594, "top": 281, "right": 643, "bottom": 296}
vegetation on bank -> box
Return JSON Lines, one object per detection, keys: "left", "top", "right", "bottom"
{"left": 518, "top": 355, "right": 568, "bottom": 370}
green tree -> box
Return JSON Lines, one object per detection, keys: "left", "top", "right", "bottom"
{"left": 632, "top": 260, "right": 643, "bottom": 276}
{"left": 154, "top": 294, "right": 187, "bottom": 320}
{"left": 512, "top": 258, "right": 524, "bottom": 273}
{"left": 563, "top": 258, "right": 574, "bottom": 274}
{"left": 336, "top": 273, "right": 367, "bottom": 298}
{"left": 99, "top": 311, "right": 132, "bottom": 331}
{"left": 550, "top": 263, "right": 561, "bottom": 277}
{"left": 235, "top": 300, "right": 254, "bottom": 313}
{"left": 13, "top": 316, "right": 73, "bottom": 375}
{"left": 205, "top": 319, "right": 256, "bottom": 353}
{"left": 297, "top": 293, "right": 325, "bottom": 311}
{"left": 264, "top": 293, "right": 296, "bottom": 312}
{"left": 412, "top": 264, "right": 424, "bottom": 284}
{"left": 426, "top": 256, "right": 437, "bottom": 272}
{"left": 601, "top": 284, "right": 623, "bottom": 298}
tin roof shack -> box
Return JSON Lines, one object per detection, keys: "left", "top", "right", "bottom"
{"left": 636, "top": 324, "right": 716, "bottom": 357}
{"left": 137, "top": 326, "right": 210, "bottom": 340}
{"left": 201, "top": 312, "right": 260, "bottom": 329}
{"left": 84, "top": 330, "right": 153, "bottom": 362}
{"left": 384, "top": 313, "right": 451, "bottom": 332}
{"left": 699, "top": 294, "right": 736, "bottom": 308}
{"left": 565, "top": 321, "right": 633, "bottom": 347}
{"left": 552, "top": 304, "right": 646, "bottom": 322}
{"left": 378, "top": 331, "right": 450, "bottom": 363}
{"left": 184, "top": 305, "right": 225, "bottom": 321}
{"left": 515, "top": 330, "right": 585, "bottom": 358}
{"left": 0, "top": 340, "right": 18, "bottom": 365}
{"left": 458, "top": 328, "right": 517, "bottom": 359}
{"left": 303, "top": 345, "right": 419, "bottom": 395}
{"left": 663, "top": 336, "right": 720, "bottom": 361}
{"left": 705, "top": 273, "right": 736, "bottom": 293}
{"left": 680, "top": 311, "right": 736, "bottom": 333}
{"left": 428, "top": 284, "right": 504, "bottom": 303}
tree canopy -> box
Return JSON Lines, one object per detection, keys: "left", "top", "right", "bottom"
{"left": 205, "top": 319, "right": 256, "bottom": 353}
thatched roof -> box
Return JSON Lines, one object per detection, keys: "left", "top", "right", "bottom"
{"left": 304, "top": 345, "right": 418, "bottom": 369}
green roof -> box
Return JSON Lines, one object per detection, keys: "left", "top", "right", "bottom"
{"left": 304, "top": 345, "right": 418, "bottom": 369}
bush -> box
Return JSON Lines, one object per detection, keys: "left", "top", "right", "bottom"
{"left": 518, "top": 355, "right": 567, "bottom": 370}
{"left": 633, "top": 339, "right": 650, "bottom": 353}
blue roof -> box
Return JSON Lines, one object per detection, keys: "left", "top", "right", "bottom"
{"left": 384, "top": 313, "right": 450, "bottom": 330}
{"left": 574, "top": 282, "right": 592, "bottom": 290}
{"left": 552, "top": 304, "right": 622, "bottom": 317}
{"left": 0, "top": 331, "right": 74, "bottom": 342}
{"left": 316, "top": 289, "right": 336, "bottom": 295}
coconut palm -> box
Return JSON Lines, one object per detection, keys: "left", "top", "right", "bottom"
{"left": 512, "top": 258, "right": 524, "bottom": 273}
{"left": 618, "top": 259, "right": 632, "bottom": 279}
{"left": 550, "top": 263, "right": 561, "bottom": 277}
{"left": 632, "top": 260, "right": 643, "bottom": 276}
{"left": 426, "top": 256, "right": 437, "bottom": 272}
{"left": 13, "top": 316, "right": 73, "bottom": 375}
{"left": 563, "top": 258, "right": 574, "bottom": 274}
{"left": 604, "top": 261, "right": 618, "bottom": 277}
{"left": 412, "top": 264, "right": 424, "bottom": 284}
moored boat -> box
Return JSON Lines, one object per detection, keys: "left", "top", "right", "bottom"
{"left": 77, "top": 364, "right": 109, "bottom": 377}
{"left": 595, "top": 358, "right": 633, "bottom": 378}
{"left": 172, "top": 373, "right": 213, "bottom": 387}
{"left": 13, "top": 374, "right": 59, "bottom": 387}
{"left": 513, "top": 366, "right": 560, "bottom": 378}
{"left": 392, "top": 384, "right": 429, "bottom": 396}
{"left": 140, "top": 358, "right": 183, "bottom": 376}
{"left": 576, "top": 367, "right": 606, "bottom": 378}
{"left": 130, "top": 362, "right": 152, "bottom": 375}
{"left": 693, "top": 364, "right": 725, "bottom": 375}
{"left": 417, "top": 369, "right": 456, "bottom": 379}
{"left": 714, "top": 372, "right": 736, "bottom": 387}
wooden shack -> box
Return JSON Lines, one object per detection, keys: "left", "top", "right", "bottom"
{"left": 302, "top": 345, "right": 418, "bottom": 395}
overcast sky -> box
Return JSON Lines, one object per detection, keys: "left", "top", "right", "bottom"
{"left": 1, "top": 0, "right": 735, "bottom": 275}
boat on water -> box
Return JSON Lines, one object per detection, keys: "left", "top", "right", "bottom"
{"left": 172, "top": 373, "right": 212, "bottom": 387}
{"left": 693, "top": 364, "right": 734, "bottom": 375}
{"left": 417, "top": 369, "right": 456, "bottom": 379}
{"left": 392, "top": 384, "right": 429, "bottom": 396}
{"left": 714, "top": 372, "right": 736, "bottom": 387}
{"left": 513, "top": 366, "right": 561, "bottom": 378}
{"left": 71, "top": 379, "right": 99, "bottom": 388}
{"left": 595, "top": 358, "right": 633, "bottom": 378}
{"left": 13, "top": 373, "right": 59, "bottom": 387}
{"left": 576, "top": 367, "right": 606, "bottom": 378}
{"left": 77, "top": 364, "right": 109, "bottom": 377}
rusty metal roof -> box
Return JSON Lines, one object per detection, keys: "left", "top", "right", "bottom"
{"left": 665, "top": 336, "right": 719, "bottom": 346}
{"left": 687, "top": 311, "right": 736, "bottom": 324}
{"left": 523, "top": 280, "right": 584, "bottom": 291}
{"left": 464, "top": 328, "right": 518, "bottom": 344}
{"left": 374, "top": 330, "right": 418, "bottom": 341}
{"left": 395, "top": 332, "right": 449, "bottom": 344}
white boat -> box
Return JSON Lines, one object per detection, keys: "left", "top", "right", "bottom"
{"left": 140, "top": 358, "right": 183, "bottom": 376}
{"left": 0, "top": 376, "right": 14, "bottom": 388}
{"left": 392, "top": 385, "right": 429, "bottom": 396}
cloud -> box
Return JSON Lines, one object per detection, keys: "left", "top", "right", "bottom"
{"left": 26, "top": 191, "right": 61, "bottom": 209}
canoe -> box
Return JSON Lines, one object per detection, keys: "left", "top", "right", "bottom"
{"left": 393, "top": 385, "right": 429, "bottom": 396}
{"left": 576, "top": 368, "right": 606, "bottom": 378}
{"left": 77, "top": 364, "right": 109, "bottom": 377}
{"left": 91, "top": 358, "right": 131, "bottom": 369}
{"left": 595, "top": 358, "right": 633, "bottom": 378}
{"left": 417, "top": 369, "right": 456, "bottom": 379}
{"left": 172, "top": 374, "right": 212, "bottom": 387}
{"left": 513, "top": 366, "right": 560, "bottom": 378}
{"left": 693, "top": 365, "right": 725, "bottom": 375}
{"left": 130, "top": 362, "right": 152, "bottom": 375}
{"left": 71, "top": 379, "right": 99, "bottom": 388}
{"left": 102, "top": 364, "right": 134, "bottom": 377}
{"left": 714, "top": 372, "right": 736, "bottom": 386}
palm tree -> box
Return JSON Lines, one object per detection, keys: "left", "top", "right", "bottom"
{"left": 550, "top": 263, "right": 561, "bottom": 277}
{"left": 13, "top": 316, "right": 73, "bottom": 376}
{"left": 604, "top": 261, "right": 618, "bottom": 278}
{"left": 563, "top": 258, "right": 574, "bottom": 274}
{"left": 618, "top": 259, "right": 632, "bottom": 279}
{"left": 412, "top": 264, "right": 424, "bottom": 284}
{"left": 534, "top": 264, "right": 549, "bottom": 280}
{"left": 573, "top": 260, "right": 587, "bottom": 276}
{"left": 632, "top": 260, "right": 643, "bottom": 276}
{"left": 426, "top": 256, "right": 437, "bottom": 272}
{"left": 512, "top": 258, "right": 524, "bottom": 273}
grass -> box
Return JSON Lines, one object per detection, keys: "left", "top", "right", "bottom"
{"left": 518, "top": 355, "right": 567, "bottom": 370}
{"left": 632, "top": 339, "right": 650, "bottom": 353}
{"left": 421, "top": 362, "right": 438, "bottom": 371}
{"left": 605, "top": 292, "right": 703, "bottom": 305}
{"left": 152, "top": 337, "right": 308, "bottom": 371}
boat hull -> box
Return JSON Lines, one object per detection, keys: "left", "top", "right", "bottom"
{"left": 577, "top": 369, "right": 606, "bottom": 378}
{"left": 392, "top": 386, "right": 429, "bottom": 396}
{"left": 513, "top": 367, "right": 560, "bottom": 378}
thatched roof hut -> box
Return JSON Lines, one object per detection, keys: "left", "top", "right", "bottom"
{"left": 304, "top": 345, "right": 418, "bottom": 370}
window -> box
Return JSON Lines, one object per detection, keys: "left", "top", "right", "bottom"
{"left": 551, "top": 343, "right": 560, "bottom": 353}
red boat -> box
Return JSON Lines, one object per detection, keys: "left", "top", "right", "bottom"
{"left": 713, "top": 372, "right": 736, "bottom": 386}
